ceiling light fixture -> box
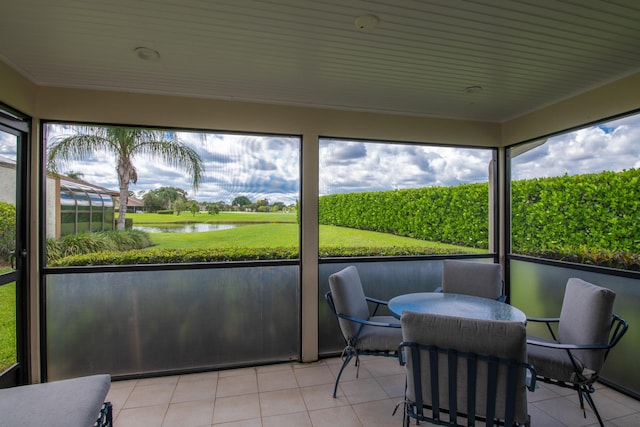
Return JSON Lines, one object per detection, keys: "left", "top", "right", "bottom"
{"left": 134, "top": 46, "right": 160, "bottom": 61}
{"left": 355, "top": 14, "right": 379, "bottom": 32}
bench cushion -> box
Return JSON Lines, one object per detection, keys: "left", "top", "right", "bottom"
{"left": 0, "top": 374, "right": 110, "bottom": 427}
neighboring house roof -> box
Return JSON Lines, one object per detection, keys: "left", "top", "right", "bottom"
{"left": 59, "top": 176, "right": 119, "bottom": 197}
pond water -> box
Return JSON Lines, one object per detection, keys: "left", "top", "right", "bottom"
{"left": 133, "top": 223, "right": 238, "bottom": 233}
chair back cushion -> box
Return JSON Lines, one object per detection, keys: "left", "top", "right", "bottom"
{"left": 441, "top": 260, "right": 503, "bottom": 300}
{"left": 557, "top": 278, "right": 616, "bottom": 373}
{"left": 401, "top": 311, "right": 528, "bottom": 423}
{"left": 328, "top": 266, "right": 371, "bottom": 342}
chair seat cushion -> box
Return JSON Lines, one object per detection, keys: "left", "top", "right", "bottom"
{"left": 527, "top": 336, "right": 588, "bottom": 384}
{"left": 0, "top": 374, "right": 111, "bottom": 427}
{"left": 355, "top": 315, "right": 402, "bottom": 352}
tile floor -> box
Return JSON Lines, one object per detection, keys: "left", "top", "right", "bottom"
{"left": 107, "top": 356, "right": 640, "bottom": 427}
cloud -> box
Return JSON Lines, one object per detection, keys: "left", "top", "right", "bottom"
{"left": 36, "top": 112, "right": 640, "bottom": 204}
{"left": 511, "top": 114, "right": 640, "bottom": 180}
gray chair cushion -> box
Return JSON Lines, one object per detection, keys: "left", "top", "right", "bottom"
{"left": 401, "top": 310, "right": 529, "bottom": 424}
{"left": 328, "top": 266, "right": 372, "bottom": 342}
{"left": 355, "top": 315, "right": 401, "bottom": 351}
{"left": 441, "top": 260, "right": 503, "bottom": 300}
{"left": 528, "top": 278, "right": 615, "bottom": 382}
{"left": 0, "top": 374, "right": 111, "bottom": 427}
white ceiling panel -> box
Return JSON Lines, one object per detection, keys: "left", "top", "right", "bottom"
{"left": 1, "top": 0, "right": 639, "bottom": 122}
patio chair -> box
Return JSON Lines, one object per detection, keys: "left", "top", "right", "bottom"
{"left": 325, "top": 265, "right": 402, "bottom": 398}
{"left": 526, "top": 278, "right": 628, "bottom": 427}
{"left": 0, "top": 374, "right": 112, "bottom": 427}
{"left": 436, "top": 259, "right": 506, "bottom": 301}
{"left": 397, "top": 311, "right": 535, "bottom": 426}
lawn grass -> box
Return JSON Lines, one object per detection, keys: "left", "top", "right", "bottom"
{"left": 147, "top": 223, "right": 485, "bottom": 253}
{"left": 0, "top": 271, "right": 16, "bottom": 373}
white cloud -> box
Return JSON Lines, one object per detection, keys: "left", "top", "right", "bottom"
{"left": 31, "top": 112, "right": 640, "bottom": 204}
{"left": 511, "top": 114, "right": 640, "bottom": 180}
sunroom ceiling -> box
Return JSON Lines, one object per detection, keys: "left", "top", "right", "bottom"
{"left": 1, "top": 0, "right": 639, "bottom": 122}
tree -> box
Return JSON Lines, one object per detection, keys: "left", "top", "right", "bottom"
{"left": 232, "top": 196, "right": 252, "bottom": 207}
{"left": 48, "top": 126, "right": 204, "bottom": 230}
{"left": 189, "top": 201, "right": 199, "bottom": 217}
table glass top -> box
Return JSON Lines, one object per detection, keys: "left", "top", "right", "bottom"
{"left": 388, "top": 292, "right": 526, "bottom": 323}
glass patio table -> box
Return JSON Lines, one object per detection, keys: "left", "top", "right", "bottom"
{"left": 388, "top": 292, "right": 526, "bottom": 323}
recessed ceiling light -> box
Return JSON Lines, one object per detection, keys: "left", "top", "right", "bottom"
{"left": 355, "top": 14, "right": 379, "bottom": 32}
{"left": 134, "top": 46, "right": 160, "bottom": 61}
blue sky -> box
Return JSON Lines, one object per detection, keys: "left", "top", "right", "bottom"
{"left": 1, "top": 113, "right": 639, "bottom": 204}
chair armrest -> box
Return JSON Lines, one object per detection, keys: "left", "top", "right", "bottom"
{"left": 335, "top": 312, "right": 401, "bottom": 328}
{"left": 365, "top": 295, "right": 389, "bottom": 316}
{"left": 526, "top": 338, "right": 612, "bottom": 351}
{"left": 526, "top": 317, "right": 560, "bottom": 323}
{"left": 365, "top": 296, "right": 389, "bottom": 306}
{"left": 433, "top": 286, "right": 443, "bottom": 293}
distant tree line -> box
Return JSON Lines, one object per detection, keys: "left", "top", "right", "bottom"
{"left": 138, "top": 187, "right": 293, "bottom": 215}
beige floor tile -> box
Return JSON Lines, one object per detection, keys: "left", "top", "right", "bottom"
{"left": 352, "top": 398, "right": 401, "bottom": 426}
{"left": 162, "top": 400, "right": 214, "bottom": 427}
{"left": 308, "top": 405, "right": 363, "bottom": 427}
{"left": 217, "top": 373, "right": 258, "bottom": 397}
{"left": 115, "top": 404, "right": 167, "bottom": 427}
{"left": 179, "top": 370, "right": 219, "bottom": 383}
{"left": 172, "top": 378, "right": 217, "bottom": 403}
{"left": 326, "top": 358, "right": 373, "bottom": 382}
{"left": 527, "top": 404, "right": 567, "bottom": 427}
{"left": 299, "top": 383, "right": 350, "bottom": 411}
{"left": 124, "top": 382, "right": 176, "bottom": 408}
{"left": 212, "top": 393, "right": 261, "bottom": 424}
{"left": 106, "top": 383, "right": 135, "bottom": 417}
{"left": 103, "top": 357, "right": 639, "bottom": 427}
{"left": 212, "top": 418, "right": 262, "bottom": 427}
{"left": 262, "top": 411, "right": 312, "bottom": 427}
{"left": 339, "top": 377, "right": 390, "bottom": 405}
{"left": 294, "top": 364, "right": 335, "bottom": 387}
{"left": 136, "top": 376, "right": 180, "bottom": 386}
{"left": 259, "top": 388, "right": 306, "bottom": 417}
{"left": 363, "top": 357, "right": 405, "bottom": 377}
{"left": 534, "top": 395, "right": 599, "bottom": 426}
{"left": 257, "top": 369, "right": 298, "bottom": 392}
{"left": 218, "top": 367, "right": 256, "bottom": 378}
{"left": 610, "top": 412, "right": 640, "bottom": 427}
{"left": 375, "top": 373, "right": 405, "bottom": 399}
{"left": 256, "top": 362, "right": 294, "bottom": 374}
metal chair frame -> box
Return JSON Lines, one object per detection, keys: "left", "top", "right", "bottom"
{"left": 397, "top": 341, "right": 536, "bottom": 427}
{"left": 325, "top": 291, "right": 401, "bottom": 398}
{"left": 527, "top": 313, "right": 628, "bottom": 427}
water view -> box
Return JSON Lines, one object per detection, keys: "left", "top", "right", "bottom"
{"left": 133, "top": 223, "right": 238, "bottom": 233}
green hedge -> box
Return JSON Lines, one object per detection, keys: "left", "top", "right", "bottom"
{"left": 319, "top": 183, "right": 489, "bottom": 249}
{"left": 511, "top": 169, "right": 640, "bottom": 253}
{"left": 318, "top": 168, "right": 640, "bottom": 269}
{"left": 0, "top": 202, "right": 16, "bottom": 265}
{"left": 49, "top": 245, "right": 472, "bottom": 266}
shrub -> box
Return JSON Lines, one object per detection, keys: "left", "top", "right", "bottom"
{"left": 46, "top": 230, "right": 153, "bottom": 263}
{"left": 0, "top": 202, "right": 16, "bottom": 265}
{"left": 157, "top": 210, "right": 173, "bottom": 215}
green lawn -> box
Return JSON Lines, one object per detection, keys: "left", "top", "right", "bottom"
{"left": 147, "top": 222, "right": 484, "bottom": 253}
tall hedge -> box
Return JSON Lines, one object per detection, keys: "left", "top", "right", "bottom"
{"left": 319, "top": 168, "right": 640, "bottom": 255}
{"left": 319, "top": 183, "right": 490, "bottom": 249}
{"left": 511, "top": 168, "right": 640, "bottom": 254}
{"left": 0, "top": 202, "right": 16, "bottom": 265}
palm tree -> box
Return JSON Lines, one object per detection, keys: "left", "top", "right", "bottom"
{"left": 48, "top": 126, "right": 204, "bottom": 230}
